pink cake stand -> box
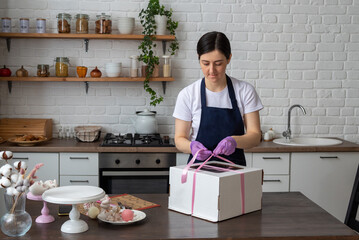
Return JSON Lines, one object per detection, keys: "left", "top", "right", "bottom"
{"left": 27, "top": 192, "right": 55, "bottom": 223}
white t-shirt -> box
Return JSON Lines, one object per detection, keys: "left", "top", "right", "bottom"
{"left": 173, "top": 76, "right": 263, "bottom": 141}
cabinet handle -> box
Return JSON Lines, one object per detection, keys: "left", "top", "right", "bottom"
{"left": 69, "top": 180, "right": 89, "bottom": 183}
{"left": 12, "top": 157, "right": 29, "bottom": 160}
{"left": 263, "top": 179, "right": 281, "bottom": 182}
{"left": 262, "top": 157, "right": 281, "bottom": 160}
{"left": 319, "top": 156, "right": 339, "bottom": 159}
{"left": 69, "top": 157, "right": 89, "bottom": 160}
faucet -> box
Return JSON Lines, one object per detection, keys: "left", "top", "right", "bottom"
{"left": 282, "top": 104, "right": 306, "bottom": 140}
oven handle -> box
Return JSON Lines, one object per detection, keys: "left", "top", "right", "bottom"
{"left": 102, "top": 171, "right": 169, "bottom": 176}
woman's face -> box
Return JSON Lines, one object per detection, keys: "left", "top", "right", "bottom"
{"left": 199, "top": 50, "right": 231, "bottom": 84}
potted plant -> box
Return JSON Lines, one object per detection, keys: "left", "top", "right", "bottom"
{"left": 138, "top": 0, "right": 179, "bottom": 106}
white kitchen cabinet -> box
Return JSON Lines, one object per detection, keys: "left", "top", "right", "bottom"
{"left": 59, "top": 152, "right": 99, "bottom": 187}
{"left": 252, "top": 153, "right": 290, "bottom": 192}
{"left": 12, "top": 152, "right": 59, "bottom": 182}
{"left": 291, "top": 152, "right": 359, "bottom": 222}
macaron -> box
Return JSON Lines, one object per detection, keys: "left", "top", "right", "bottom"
{"left": 121, "top": 209, "right": 134, "bottom": 222}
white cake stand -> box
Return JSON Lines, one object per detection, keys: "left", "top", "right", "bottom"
{"left": 42, "top": 185, "right": 105, "bottom": 234}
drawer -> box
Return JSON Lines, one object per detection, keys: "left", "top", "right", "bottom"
{"left": 252, "top": 153, "right": 290, "bottom": 174}
{"left": 60, "top": 175, "right": 99, "bottom": 187}
{"left": 60, "top": 153, "right": 98, "bottom": 175}
{"left": 263, "top": 175, "right": 289, "bottom": 192}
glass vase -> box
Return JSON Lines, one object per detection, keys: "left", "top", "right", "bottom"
{"left": 1, "top": 193, "right": 32, "bottom": 237}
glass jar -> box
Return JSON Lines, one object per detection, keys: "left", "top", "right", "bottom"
{"left": 57, "top": 13, "right": 71, "bottom": 33}
{"left": 37, "top": 64, "right": 50, "bottom": 77}
{"left": 19, "top": 18, "right": 29, "bottom": 33}
{"left": 1, "top": 17, "right": 11, "bottom": 33}
{"left": 75, "top": 14, "right": 89, "bottom": 34}
{"left": 95, "top": 13, "right": 112, "bottom": 34}
{"left": 129, "top": 55, "right": 138, "bottom": 77}
{"left": 36, "top": 18, "right": 46, "bottom": 33}
{"left": 55, "top": 57, "right": 69, "bottom": 77}
{"left": 162, "top": 55, "right": 171, "bottom": 77}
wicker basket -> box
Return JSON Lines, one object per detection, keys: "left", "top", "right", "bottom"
{"left": 74, "top": 126, "right": 102, "bottom": 142}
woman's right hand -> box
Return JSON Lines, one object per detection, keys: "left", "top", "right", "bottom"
{"left": 190, "top": 141, "right": 212, "bottom": 160}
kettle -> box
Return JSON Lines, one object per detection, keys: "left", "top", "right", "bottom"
{"left": 133, "top": 109, "right": 158, "bottom": 134}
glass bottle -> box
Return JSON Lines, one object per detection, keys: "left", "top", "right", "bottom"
{"left": 162, "top": 55, "right": 171, "bottom": 77}
{"left": 75, "top": 14, "right": 89, "bottom": 34}
{"left": 95, "top": 13, "right": 112, "bottom": 34}
{"left": 129, "top": 55, "right": 138, "bottom": 77}
{"left": 57, "top": 13, "right": 71, "bottom": 33}
{"left": 55, "top": 57, "right": 70, "bottom": 77}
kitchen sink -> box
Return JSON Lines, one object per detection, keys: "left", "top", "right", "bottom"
{"left": 273, "top": 137, "right": 343, "bottom": 146}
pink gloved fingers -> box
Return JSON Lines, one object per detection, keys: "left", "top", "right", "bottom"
{"left": 213, "top": 136, "right": 237, "bottom": 156}
{"left": 190, "top": 141, "right": 212, "bottom": 160}
{"left": 196, "top": 149, "right": 212, "bottom": 160}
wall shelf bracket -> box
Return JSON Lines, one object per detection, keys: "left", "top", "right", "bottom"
{"left": 84, "top": 39, "right": 89, "bottom": 52}
{"left": 85, "top": 81, "right": 89, "bottom": 94}
{"left": 162, "top": 41, "right": 166, "bottom": 55}
{"left": 7, "top": 81, "right": 12, "bottom": 93}
{"left": 6, "top": 38, "right": 11, "bottom": 52}
{"left": 162, "top": 81, "right": 166, "bottom": 94}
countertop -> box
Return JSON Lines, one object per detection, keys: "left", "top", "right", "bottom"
{"left": 0, "top": 192, "right": 358, "bottom": 240}
{"left": 1, "top": 137, "right": 358, "bottom": 153}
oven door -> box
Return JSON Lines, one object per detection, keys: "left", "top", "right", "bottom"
{"left": 100, "top": 169, "right": 170, "bottom": 194}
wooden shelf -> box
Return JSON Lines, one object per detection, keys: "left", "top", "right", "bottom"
{"left": 0, "top": 33, "right": 175, "bottom": 52}
{"left": 0, "top": 33, "right": 176, "bottom": 94}
{"left": 0, "top": 32, "right": 175, "bottom": 40}
{"left": 0, "top": 77, "right": 174, "bottom": 82}
{"left": 0, "top": 76, "right": 174, "bottom": 94}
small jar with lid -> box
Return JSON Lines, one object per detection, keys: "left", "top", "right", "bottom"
{"left": 1, "top": 17, "right": 11, "bottom": 32}
{"left": 95, "top": 13, "right": 112, "bottom": 34}
{"left": 55, "top": 57, "right": 70, "bottom": 77}
{"left": 75, "top": 14, "right": 89, "bottom": 34}
{"left": 162, "top": 55, "right": 171, "bottom": 77}
{"left": 57, "top": 13, "right": 71, "bottom": 33}
{"left": 19, "top": 18, "right": 29, "bottom": 33}
{"left": 37, "top": 64, "right": 50, "bottom": 77}
{"left": 36, "top": 18, "right": 46, "bottom": 33}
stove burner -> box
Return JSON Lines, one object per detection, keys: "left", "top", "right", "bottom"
{"left": 141, "top": 135, "right": 155, "bottom": 144}
{"left": 101, "top": 133, "right": 174, "bottom": 147}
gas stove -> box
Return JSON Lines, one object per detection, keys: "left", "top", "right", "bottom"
{"left": 101, "top": 133, "right": 174, "bottom": 147}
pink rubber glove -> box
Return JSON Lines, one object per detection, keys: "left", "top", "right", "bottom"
{"left": 213, "top": 136, "right": 237, "bottom": 156}
{"left": 190, "top": 141, "right": 212, "bottom": 160}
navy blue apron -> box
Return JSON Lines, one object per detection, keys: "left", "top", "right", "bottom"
{"left": 188, "top": 75, "right": 246, "bottom": 165}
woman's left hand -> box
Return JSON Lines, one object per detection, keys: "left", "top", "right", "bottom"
{"left": 213, "top": 136, "right": 237, "bottom": 156}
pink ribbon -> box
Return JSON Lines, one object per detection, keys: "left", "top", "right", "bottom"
{"left": 181, "top": 151, "right": 245, "bottom": 215}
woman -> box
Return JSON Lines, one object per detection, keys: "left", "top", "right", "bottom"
{"left": 173, "top": 31, "right": 263, "bottom": 165}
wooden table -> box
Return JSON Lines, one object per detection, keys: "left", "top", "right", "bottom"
{"left": 1, "top": 192, "right": 358, "bottom": 240}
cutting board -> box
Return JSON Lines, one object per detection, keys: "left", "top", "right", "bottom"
{"left": 0, "top": 118, "right": 52, "bottom": 140}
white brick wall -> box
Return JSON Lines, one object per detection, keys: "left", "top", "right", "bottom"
{"left": 1, "top": 0, "right": 359, "bottom": 143}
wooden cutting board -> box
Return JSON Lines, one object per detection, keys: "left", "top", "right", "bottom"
{"left": 0, "top": 118, "right": 52, "bottom": 140}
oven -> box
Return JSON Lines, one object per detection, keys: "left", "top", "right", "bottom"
{"left": 99, "top": 133, "right": 176, "bottom": 194}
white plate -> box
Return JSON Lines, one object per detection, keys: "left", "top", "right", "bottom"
{"left": 97, "top": 210, "right": 146, "bottom": 225}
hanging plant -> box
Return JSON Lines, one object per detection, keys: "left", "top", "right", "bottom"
{"left": 138, "top": 0, "right": 179, "bottom": 106}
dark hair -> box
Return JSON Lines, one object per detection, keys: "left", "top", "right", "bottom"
{"left": 197, "top": 31, "right": 231, "bottom": 60}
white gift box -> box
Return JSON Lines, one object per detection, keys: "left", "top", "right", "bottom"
{"left": 168, "top": 161, "right": 263, "bottom": 222}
